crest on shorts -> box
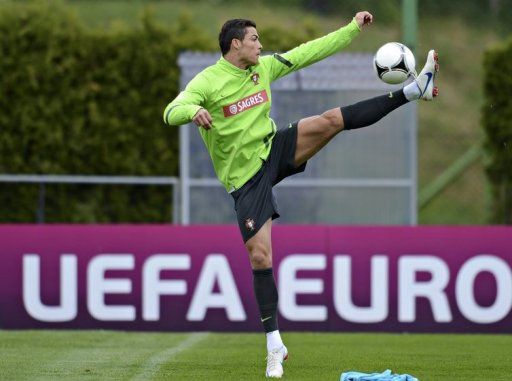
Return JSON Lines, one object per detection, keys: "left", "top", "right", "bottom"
{"left": 244, "top": 218, "right": 256, "bottom": 231}
{"left": 251, "top": 72, "right": 260, "bottom": 85}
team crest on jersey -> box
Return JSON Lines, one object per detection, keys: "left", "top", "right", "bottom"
{"left": 245, "top": 218, "right": 256, "bottom": 231}
{"left": 222, "top": 90, "right": 269, "bottom": 117}
{"left": 251, "top": 72, "right": 260, "bottom": 85}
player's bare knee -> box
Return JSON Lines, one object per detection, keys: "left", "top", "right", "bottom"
{"left": 247, "top": 242, "right": 271, "bottom": 268}
{"left": 250, "top": 251, "right": 271, "bottom": 268}
{"left": 320, "top": 109, "right": 343, "bottom": 136}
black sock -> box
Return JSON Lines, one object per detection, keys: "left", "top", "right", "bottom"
{"left": 340, "top": 89, "right": 409, "bottom": 130}
{"left": 253, "top": 268, "right": 278, "bottom": 333}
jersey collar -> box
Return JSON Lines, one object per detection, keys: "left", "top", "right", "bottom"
{"left": 218, "top": 56, "right": 254, "bottom": 76}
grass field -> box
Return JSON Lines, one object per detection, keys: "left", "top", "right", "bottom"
{"left": 1, "top": 330, "right": 511, "bottom": 380}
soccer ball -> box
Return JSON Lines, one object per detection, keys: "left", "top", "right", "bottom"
{"left": 373, "top": 42, "right": 416, "bottom": 84}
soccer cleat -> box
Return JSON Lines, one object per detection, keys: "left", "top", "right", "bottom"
{"left": 265, "top": 345, "right": 288, "bottom": 378}
{"left": 414, "top": 49, "right": 439, "bottom": 101}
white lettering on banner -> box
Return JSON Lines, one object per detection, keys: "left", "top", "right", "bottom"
{"left": 20, "top": 253, "right": 512, "bottom": 324}
{"left": 456, "top": 255, "right": 512, "bottom": 323}
{"left": 333, "top": 256, "right": 389, "bottom": 323}
{"left": 278, "top": 255, "right": 327, "bottom": 321}
{"left": 187, "top": 255, "right": 246, "bottom": 321}
{"left": 87, "top": 255, "right": 135, "bottom": 321}
{"left": 142, "top": 254, "right": 190, "bottom": 321}
{"left": 23, "top": 254, "right": 77, "bottom": 322}
{"left": 398, "top": 256, "right": 452, "bottom": 322}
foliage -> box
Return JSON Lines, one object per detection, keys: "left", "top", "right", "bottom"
{"left": 482, "top": 37, "right": 512, "bottom": 223}
{"left": 257, "top": 18, "right": 321, "bottom": 52}
{"left": 214, "top": 0, "right": 512, "bottom": 31}
{"left": 0, "top": 2, "right": 212, "bottom": 222}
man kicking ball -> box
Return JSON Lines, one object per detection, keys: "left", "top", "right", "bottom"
{"left": 163, "top": 11, "right": 438, "bottom": 378}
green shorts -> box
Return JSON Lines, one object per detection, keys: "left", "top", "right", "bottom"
{"left": 231, "top": 122, "right": 307, "bottom": 243}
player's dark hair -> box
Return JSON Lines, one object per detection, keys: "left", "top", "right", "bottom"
{"left": 219, "top": 19, "right": 256, "bottom": 56}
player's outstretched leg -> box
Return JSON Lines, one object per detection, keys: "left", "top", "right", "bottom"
{"left": 341, "top": 49, "right": 439, "bottom": 131}
{"left": 294, "top": 49, "right": 439, "bottom": 167}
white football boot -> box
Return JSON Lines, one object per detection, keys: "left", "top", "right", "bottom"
{"left": 414, "top": 49, "right": 439, "bottom": 100}
{"left": 265, "top": 345, "right": 288, "bottom": 378}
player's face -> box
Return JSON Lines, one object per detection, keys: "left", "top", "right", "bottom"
{"left": 238, "top": 27, "right": 262, "bottom": 67}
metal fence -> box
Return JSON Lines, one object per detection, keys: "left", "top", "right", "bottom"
{"left": 0, "top": 175, "right": 179, "bottom": 223}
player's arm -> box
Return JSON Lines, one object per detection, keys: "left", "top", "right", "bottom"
{"left": 262, "top": 11, "right": 372, "bottom": 82}
{"left": 163, "top": 74, "right": 213, "bottom": 129}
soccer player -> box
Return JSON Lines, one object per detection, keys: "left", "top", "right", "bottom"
{"left": 163, "top": 11, "right": 438, "bottom": 378}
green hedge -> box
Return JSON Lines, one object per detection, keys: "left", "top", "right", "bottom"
{"left": 0, "top": 2, "right": 319, "bottom": 222}
{"left": 0, "top": 2, "right": 212, "bottom": 222}
{"left": 264, "top": 0, "right": 511, "bottom": 30}
{"left": 482, "top": 38, "right": 512, "bottom": 224}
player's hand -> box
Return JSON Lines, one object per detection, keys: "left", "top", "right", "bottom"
{"left": 192, "top": 108, "right": 213, "bottom": 130}
{"left": 354, "top": 11, "right": 373, "bottom": 29}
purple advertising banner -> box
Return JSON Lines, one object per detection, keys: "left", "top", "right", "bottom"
{"left": 0, "top": 225, "right": 511, "bottom": 332}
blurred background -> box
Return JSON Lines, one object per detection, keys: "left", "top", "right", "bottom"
{"left": 1, "top": 0, "right": 511, "bottom": 225}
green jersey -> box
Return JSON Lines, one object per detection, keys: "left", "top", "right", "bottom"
{"left": 164, "top": 19, "right": 360, "bottom": 192}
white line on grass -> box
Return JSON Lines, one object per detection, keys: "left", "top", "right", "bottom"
{"left": 130, "top": 332, "right": 210, "bottom": 381}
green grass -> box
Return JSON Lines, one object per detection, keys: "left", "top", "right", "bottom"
{"left": 1, "top": 330, "right": 511, "bottom": 380}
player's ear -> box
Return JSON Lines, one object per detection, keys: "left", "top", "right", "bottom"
{"left": 232, "top": 38, "right": 241, "bottom": 50}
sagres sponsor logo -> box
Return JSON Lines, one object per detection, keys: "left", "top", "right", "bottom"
{"left": 223, "top": 90, "right": 268, "bottom": 117}
{"left": 229, "top": 104, "right": 238, "bottom": 115}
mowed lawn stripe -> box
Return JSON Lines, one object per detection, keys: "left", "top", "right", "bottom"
{"left": 156, "top": 332, "right": 512, "bottom": 381}
{"left": 38, "top": 330, "right": 186, "bottom": 380}
{"left": 155, "top": 332, "right": 264, "bottom": 380}
{"left": 0, "top": 330, "right": 191, "bottom": 381}
{"left": 130, "top": 332, "right": 210, "bottom": 381}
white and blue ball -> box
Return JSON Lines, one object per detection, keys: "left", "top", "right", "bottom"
{"left": 373, "top": 42, "right": 416, "bottom": 84}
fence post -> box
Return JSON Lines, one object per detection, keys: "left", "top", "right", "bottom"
{"left": 37, "top": 182, "right": 46, "bottom": 224}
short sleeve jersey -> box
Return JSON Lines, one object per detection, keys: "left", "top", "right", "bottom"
{"left": 164, "top": 19, "right": 360, "bottom": 192}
